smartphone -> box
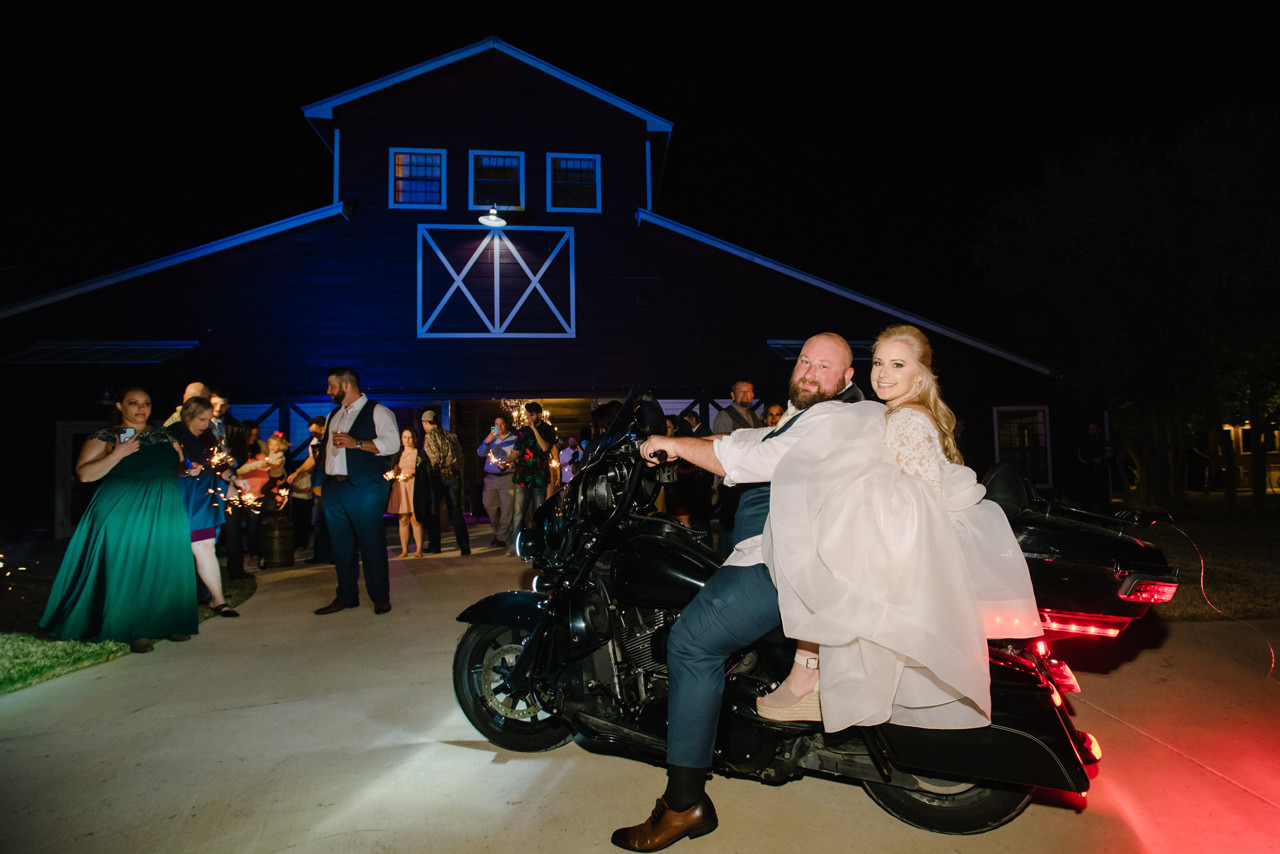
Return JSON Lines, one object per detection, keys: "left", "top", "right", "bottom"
{"left": 119, "top": 427, "right": 136, "bottom": 441}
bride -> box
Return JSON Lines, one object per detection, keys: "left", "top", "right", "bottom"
{"left": 757, "top": 325, "right": 1041, "bottom": 730}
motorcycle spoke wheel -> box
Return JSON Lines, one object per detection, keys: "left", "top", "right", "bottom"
{"left": 453, "top": 623, "right": 573, "bottom": 753}
{"left": 862, "top": 777, "right": 1032, "bottom": 835}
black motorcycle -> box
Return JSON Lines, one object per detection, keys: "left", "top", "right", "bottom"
{"left": 454, "top": 396, "right": 1124, "bottom": 834}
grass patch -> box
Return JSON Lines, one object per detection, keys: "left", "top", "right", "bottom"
{"left": 1138, "top": 494, "right": 1280, "bottom": 622}
{"left": 1, "top": 634, "right": 129, "bottom": 694}
{"left": 0, "top": 544, "right": 256, "bottom": 694}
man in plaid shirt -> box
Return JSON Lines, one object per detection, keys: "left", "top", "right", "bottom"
{"left": 420, "top": 410, "right": 470, "bottom": 556}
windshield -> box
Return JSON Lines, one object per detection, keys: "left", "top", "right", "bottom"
{"left": 585, "top": 389, "right": 664, "bottom": 467}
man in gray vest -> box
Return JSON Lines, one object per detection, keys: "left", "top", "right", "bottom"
{"left": 313, "top": 367, "right": 400, "bottom": 615}
{"left": 711, "top": 380, "right": 764, "bottom": 554}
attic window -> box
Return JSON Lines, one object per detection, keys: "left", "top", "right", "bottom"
{"left": 469, "top": 150, "right": 525, "bottom": 211}
{"left": 390, "top": 148, "right": 445, "bottom": 209}
{"left": 547, "top": 153, "right": 601, "bottom": 213}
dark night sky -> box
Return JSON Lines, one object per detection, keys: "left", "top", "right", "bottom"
{"left": 6, "top": 15, "right": 1273, "bottom": 338}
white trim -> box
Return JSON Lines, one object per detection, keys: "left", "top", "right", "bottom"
{"left": 332, "top": 128, "right": 340, "bottom": 205}
{"left": 469, "top": 150, "right": 525, "bottom": 211}
{"left": 546, "top": 152, "right": 602, "bottom": 213}
{"left": 417, "top": 224, "right": 574, "bottom": 339}
{"left": 389, "top": 147, "right": 447, "bottom": 210}
{"left": 634, "top": 209, "right": 1053, "bottom": 376}
{"left": 302, "top": 37, "right": 673, "bottom": 135}
{"left": 0, "top": 203, "right": 350, "bottom": 319}
{"left": 645, "top": 140, "right": 652, "bottom": 211}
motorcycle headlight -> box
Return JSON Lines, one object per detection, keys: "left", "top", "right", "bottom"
{"left": 514, "top": 527, "right": 543, "bottom": 561}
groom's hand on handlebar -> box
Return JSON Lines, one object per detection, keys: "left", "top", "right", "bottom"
{"left": 639, "top": 436, "right": 678, "bottom": 466}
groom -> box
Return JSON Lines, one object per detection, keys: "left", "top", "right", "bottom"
{"left": 613, "top": 332, "right": 861, "bottom": 851}
{"left": 312, "top": 367, "right": 399, "bottom": 616}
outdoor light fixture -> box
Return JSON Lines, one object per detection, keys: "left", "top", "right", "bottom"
{"left": 478, "top": 207, "right": 507, "bottom": 227}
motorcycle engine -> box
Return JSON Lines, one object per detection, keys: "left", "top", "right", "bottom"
{"left": 615, "top": 606, "right": 672, "bottom": 676}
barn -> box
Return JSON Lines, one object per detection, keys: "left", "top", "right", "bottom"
{"left": 0, "top": 37, "right": 1065, "bottom": 537}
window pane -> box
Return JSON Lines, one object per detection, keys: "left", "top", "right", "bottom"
{"left": 474, "top": 153, "right": 521, "bottom": 207}
{"left": 550, "top": 156, "right": 598, "bottom": 210}
{"left": 394, "top": 151, "right": 442, "bottom": 205}
{"left": 995, "top": 408, "right": 1050, "bottom": 485}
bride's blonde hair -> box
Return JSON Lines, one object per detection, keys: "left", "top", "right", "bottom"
{"left": 874, "top": 324, "right": 963, "bottom": 464}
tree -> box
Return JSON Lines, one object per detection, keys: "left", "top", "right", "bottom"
{"left": 974, "top": 108, "right": 1280, "bottom": 508}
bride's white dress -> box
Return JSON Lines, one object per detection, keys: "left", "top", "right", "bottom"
{"left": 762, "top": 401, "right": 1041, "bottom": 733}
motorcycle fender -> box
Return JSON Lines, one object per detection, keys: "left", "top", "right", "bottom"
{"left": 455, "top": 590, "right": 548, "bottom": 630}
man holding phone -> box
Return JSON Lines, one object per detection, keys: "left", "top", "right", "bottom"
{"left": 477, "top": 416, "right": 517, "bottom": 548}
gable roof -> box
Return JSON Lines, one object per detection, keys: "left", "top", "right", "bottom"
{"left": 0, "top": 203, "right": 348, "bottom": 320}
{"left": 302, "top": 36, "right": 674, "bottom": 135}
{"left": 634, "top": 209, "right": 1054, "bottom": 376}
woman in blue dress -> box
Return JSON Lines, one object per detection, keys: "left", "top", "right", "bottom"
{"left": 170, "top": 396, "right": 246, "bottom": 618}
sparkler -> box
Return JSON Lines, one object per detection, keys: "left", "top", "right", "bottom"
{"left": 209, "top": 447, "right": 235, "bottom": 472}
{"left": 225, "top": 491, "right": 264, "bottom": 515}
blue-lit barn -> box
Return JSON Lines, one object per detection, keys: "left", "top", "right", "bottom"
{"left": 1, "top": 37, "right": 1065, "bottom": 537}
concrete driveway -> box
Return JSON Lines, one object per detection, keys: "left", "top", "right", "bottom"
{"left": 3, "top": 533, "right": 1278, "bottom": 854}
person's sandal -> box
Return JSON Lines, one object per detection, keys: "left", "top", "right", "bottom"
{"left": 211, "top": 603, "right": 240, "bottom": 618}
{"left": 757, "top": 652, "right": 821, "bottom": 721}
{"left": 757, "top": 688, "right": 821, "bottom": 721}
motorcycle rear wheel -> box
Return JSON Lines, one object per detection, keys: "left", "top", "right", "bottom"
{"left": 453, "top": 623, "right": 573, "bottom": 753}
{"left": 862, "top": 777, "right": 1032, "bottom": 834}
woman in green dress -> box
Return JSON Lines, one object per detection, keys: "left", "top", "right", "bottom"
{"left": 40, "top": 388, "right": 197, "bottom": 652}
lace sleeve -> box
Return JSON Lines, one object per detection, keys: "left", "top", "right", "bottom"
{"left": 884, "top": 409, "right": 944, "bottom": 495}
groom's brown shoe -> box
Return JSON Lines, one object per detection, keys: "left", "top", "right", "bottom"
{"left": 611, "top": 796, "right": 717, "bottom": 851}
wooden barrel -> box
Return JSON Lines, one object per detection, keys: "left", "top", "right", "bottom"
{"left": 260, "top": 515, "right": 295, "bottom": 568}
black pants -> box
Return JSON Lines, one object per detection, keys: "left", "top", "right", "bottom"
{"left": 425, "top": 473, "right": 470, "bottom": 552}
{"left": 220, "top": 503, "right": 246, "bottom": 578}
{"left": 291, "top": 496, "right": 314, "bottom": 550}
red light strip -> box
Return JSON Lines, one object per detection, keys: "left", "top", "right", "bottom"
{"left": 1040, "top": 618, "right": 1121, "bottom": 637}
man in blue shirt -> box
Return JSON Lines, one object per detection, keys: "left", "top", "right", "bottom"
{"left": 477, "top": 415, "right": 518, "bottom": 548}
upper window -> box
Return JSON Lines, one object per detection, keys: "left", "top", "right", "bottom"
{"left": 469, "top": 150, "right": 525, "bottom": 211}
{"left": 390, "top": 148, "right": 446, "bottom": 210}
{"left": 546, "top": 153, "right": 602, "bottom": 213}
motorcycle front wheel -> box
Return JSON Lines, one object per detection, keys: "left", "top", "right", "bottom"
{"left": 452, "top": 623, "right": 574, "bottom": 753}
{"left": 862, "top": 777, "right": 1032, "bottom": 834}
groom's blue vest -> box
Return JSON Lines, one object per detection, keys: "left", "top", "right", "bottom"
{"left": 315, "top": 400, "right": 393, "bottom": 488}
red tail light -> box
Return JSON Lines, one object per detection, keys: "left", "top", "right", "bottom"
{"left": 1042, "top": 658, "right": 1081, "bottom": 693}
{"left": 1039, "top": 610, "right": 1129, "bottom": 637}
{"left": 1119, "top": 579, "right": 1178, "bottom": 603}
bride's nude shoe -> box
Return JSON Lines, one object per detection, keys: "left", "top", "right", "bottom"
{"left": 756, "top": 652, "right": 821, "bottom": 722}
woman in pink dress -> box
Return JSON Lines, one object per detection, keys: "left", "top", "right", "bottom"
{"left": 387, "top": 427, "right": 425, "bottom": 557}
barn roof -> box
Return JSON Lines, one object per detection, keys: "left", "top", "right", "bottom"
{"left": 635, "top": 210, "right": 1053, "bottom": 375}
{"left": 0, "top": 203, "right": 348, "bottom": 321}
{"left": 301, "top": 36, "right": 674, "bottom": 135}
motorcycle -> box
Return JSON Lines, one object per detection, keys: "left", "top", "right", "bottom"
{"left": 454, "top": 394, "right": 1120, "bottom": 834}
